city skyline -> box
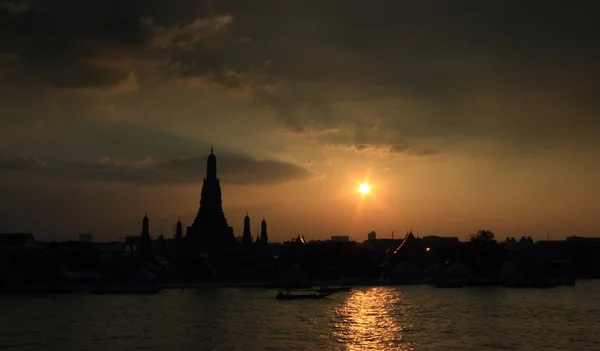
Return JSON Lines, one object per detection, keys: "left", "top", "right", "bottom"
{"left": 1, "top": 1, "right": 599, "bottom": 240}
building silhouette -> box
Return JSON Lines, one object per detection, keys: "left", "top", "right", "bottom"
{"left": 260, "top": 218, "right": 268, "bottom": 245}
{"left": 254, "top": 228, "right": 261, "bottom": 246}
{"left": 138, "top": 213, "right": 152, "bottom": 257}
{"left": 175, "top": 219, "right": 183, "bottom": 241}
{"left": 243, "top": 213, "right": 253, "bottom": 246}
{"left": 185, "top": 146, "right": 236, "bottom": 254}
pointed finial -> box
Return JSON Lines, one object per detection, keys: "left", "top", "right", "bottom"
{"left": 145, "top": 212, "right": 147, "bottom": 217}
{"left": 210, "top": 144, "right": 214, "bottom": 154}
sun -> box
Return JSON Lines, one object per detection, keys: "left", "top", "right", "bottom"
{"left": 358, "top": 183, "right": 371, "bottom": 194}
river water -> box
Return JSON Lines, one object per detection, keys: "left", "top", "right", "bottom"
{"left": 1, "top": 280, "right": 599, "bottom": 351}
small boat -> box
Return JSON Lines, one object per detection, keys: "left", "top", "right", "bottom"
{"left": 317, "top": 286, "right": 352, "bottom": 293}
{"left": 275, "top": 290, "right": 332, "bottom": 300}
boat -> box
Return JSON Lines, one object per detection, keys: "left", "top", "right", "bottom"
{"left": 275, "top": 290, "right": 332, "bottom": 300}
{"left": 317, "top": 286, "right": 352, "bottom": 293}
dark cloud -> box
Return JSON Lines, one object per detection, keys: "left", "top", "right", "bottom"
{"left": 0, "top": 153, "right": 314, "bottom": 185}
{"left": 0, "top": 122, "right": 314, "bottom": 184}
{"left": 0, "top": 0, "right": 29, "bottom": 14}
{"left": 0, "top": 122, "right": 206, "bottom": 161}
{"left": 163, "top": 154, "right": 314, "bottom": 185}
{"left": 46, "top": 66, "right": 135, "bottom": 90}
{"left": 0, "top": 156, "right": 46, "bottom": 170}
{"left": 190, "top": 0, "right": 599, "bottom": 156}
{"left": 1, "top": 0, "right": 599, "bottom": 156}
{"left": 0, "top": 0, "right": 228, "bottom": 91}
{"left": 330, "top": 143, "right": 439, "bottom": 157}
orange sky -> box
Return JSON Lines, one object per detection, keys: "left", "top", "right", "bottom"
{"left": 0, "top": 1, "right": 599, "bottom": 241}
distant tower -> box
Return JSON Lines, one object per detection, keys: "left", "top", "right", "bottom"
{"left": 139, "top": 213, "right": 151, "bottom": 256}
{"left": 243, "top": 213, "right": 253, "bottom": 246}
{"left": 141, "top": 213, "right": 150, "bottom": 239}
{"left": 254, "top": 228, "right": 261, "bottom": 245}
{"left": 175, "top": 218, "right": 183, "bottom": 241}
{"left": 260, "top": 218, "right": 268, "bottom": 245}
{"left": 185, "top": 146, "right": 236, "bottom": 254}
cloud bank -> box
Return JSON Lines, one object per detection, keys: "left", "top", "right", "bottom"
{"left": 1, "top": 0, "right": 597, "bottom": 157}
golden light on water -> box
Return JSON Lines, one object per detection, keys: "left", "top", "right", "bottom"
{"left": 329, "top": 288, "right": 415, "bottom": 350}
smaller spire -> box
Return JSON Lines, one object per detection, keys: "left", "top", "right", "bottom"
{"left": 210, "top": 144, "right": 214, "bottom": 154}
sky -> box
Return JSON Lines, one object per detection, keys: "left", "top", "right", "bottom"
{"left": 1, "top": 0, "right": 599, "bottom": 242}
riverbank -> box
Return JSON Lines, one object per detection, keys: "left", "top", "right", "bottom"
{"left": 2, "top": 276, "right": 593, "bottom": 294}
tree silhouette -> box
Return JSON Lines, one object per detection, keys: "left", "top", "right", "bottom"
{"left": 469, "top": 229, "right": 496, "bottom": 243}
{"left": 464, "top": 229, "right": 504, "bottom": 274}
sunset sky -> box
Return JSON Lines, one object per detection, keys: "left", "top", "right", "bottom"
{"left": 1, "top": 0, "right": 598, "bottom": 242}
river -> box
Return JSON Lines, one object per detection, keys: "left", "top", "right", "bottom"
{"left": 1, "top": 280, "right": 599, "bottom": 350}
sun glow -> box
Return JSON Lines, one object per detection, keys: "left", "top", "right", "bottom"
{"left": 359, "top": 183, "right": 371, "bottom": 194}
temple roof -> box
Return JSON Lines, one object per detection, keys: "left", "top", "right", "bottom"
{"left": 393, "top": 231, "right": 425, "bottom": 258}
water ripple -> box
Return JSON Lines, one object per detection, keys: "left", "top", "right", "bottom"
{"left": 0, "top": 282, "right": 599, "bottom": 350}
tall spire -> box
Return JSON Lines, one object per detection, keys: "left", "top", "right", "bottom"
{"left": 186, "top": 146, "right": 235, "bottom": 254}
{"left": 255, "top": 228, "right": 261, "bottom": 244}
{"left": 141, "top": 213, "right": 149, "bottom": 238}
{"left": 139, "top": 213, "right": 151, "bottom": 257}
{"left": 243, "top": 213, "right": 253, "bottom": 246}
{"left": 260, "top": 217, "right": 268, "bottom": 245}
{"left": 206, "top": 145, "right": 217, "bottom": 180}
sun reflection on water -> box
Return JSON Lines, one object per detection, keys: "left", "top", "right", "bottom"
{"left": 328, "top": 287, "right": 416, "bottom": 351}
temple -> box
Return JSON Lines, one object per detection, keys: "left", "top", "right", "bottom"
{"left": 243, "top": 213, "right": 253, "bottom": 246}
{"left": 138, "top": 213, "right": 152, "bottom": 257}
{"left": 185, "top": 146, "right": 236, "bottom": 254}
{"left": 260, "top": 218, "right": 268, "bottom": 245}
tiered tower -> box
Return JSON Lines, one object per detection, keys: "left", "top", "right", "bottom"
{"left": 185, "top": 146, "right": 236, "bottom": 253}
{"left": 260, "top": 218, "right": 268, "bottom": 245}
{"left": 139, "top": 213, "right": 151, "bottom": 256}
{"left": 175, "top": 219, "right": 183, "bottom": 241}
{"left": 242, "top": 213, "right": 253, "bottom": 246}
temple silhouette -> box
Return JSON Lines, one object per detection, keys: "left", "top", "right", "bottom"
{"left": 184, "top": 146, "right": 237, "bottom": 254}
{"left": 1, "top": 146, "right": 598, "bottom": 288}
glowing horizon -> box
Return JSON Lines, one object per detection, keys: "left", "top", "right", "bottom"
{"left": 0, "top": 2, "right": 598, "bottom": 241}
